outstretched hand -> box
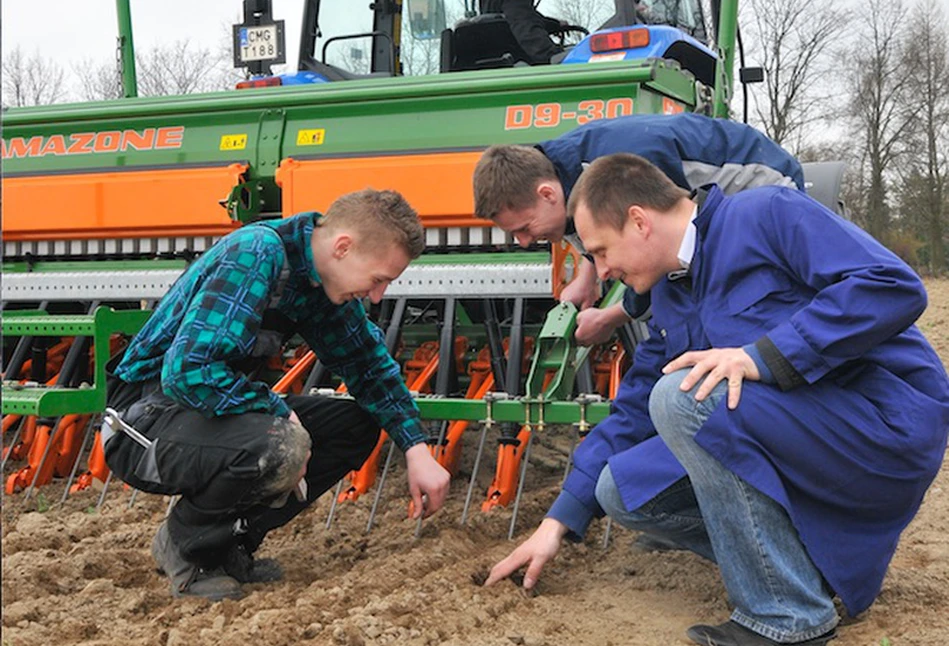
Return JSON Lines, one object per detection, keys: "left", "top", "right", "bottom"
{"left": 484, "top": 518, "right": 568, "bottom": 590}
{"left": 662, "top": 347, "right": 760, "bottom": 410}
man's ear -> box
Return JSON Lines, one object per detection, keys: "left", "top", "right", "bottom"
{"left": 536, "top": 180, "right": 559, "bottom": 203}
{"left": 627, "top": 205, "right": 650, "bottom": 236}
{"left": 332, "top": 233, "right": 353, "bottom": 259}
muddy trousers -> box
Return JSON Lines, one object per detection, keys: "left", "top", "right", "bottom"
{"left": 104, "top": 382, "right": 379, "bottom": 567}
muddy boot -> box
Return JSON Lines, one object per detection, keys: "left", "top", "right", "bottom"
{"left": 222, "top": 542, "right": 284, "bottom": 584}
{"left": 151, "top": 522, "right": 243, "bottom": 601}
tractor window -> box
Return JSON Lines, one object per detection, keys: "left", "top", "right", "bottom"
{"left": 401, "top": 0, "right": 468, "bottom": 76}
{"left": 638, "top": 0, "right": 707, "bottom": 38}
{"left": 316, "top": 6, "right": 376, "bottom": 74}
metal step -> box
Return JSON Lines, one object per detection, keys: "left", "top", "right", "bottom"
{"left": 3, "top": 226, "right": 515, "bottom": 260}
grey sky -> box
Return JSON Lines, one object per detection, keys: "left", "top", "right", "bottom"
{"left": 2, "top": 1, "right": 305, "bottom": 72}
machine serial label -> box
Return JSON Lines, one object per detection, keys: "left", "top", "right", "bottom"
{"left": 296, "top": 129, "right": 325, "bottom": 146}
{"left": 1, "top": 126, "right": 185, "bottom": 159}
{"left": 503, "top": 98, "right": 634, "bottom": 130}
{"left": 219, "top": 134, "right": 248, "bottom": 150}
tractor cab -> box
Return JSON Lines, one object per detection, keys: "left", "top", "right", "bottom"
{"left": 413, "top": 0, "right": 716, "bottom": 85}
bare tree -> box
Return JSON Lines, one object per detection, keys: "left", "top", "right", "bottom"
{"left": 900, "top": 0, "right": 949, "bottom": 273}
{"left": 550, "top": 0, "right": 613, "bottom": 33}
{"left": 136, "top": 40, "right": 234, "bottom": 96}
{"left": 73, "top": 58, "right": 124, "bottom": 101}
{"left": 2, "top": 47, "right": 68, "bottom": 107}
{"left": 741, "top": 0, "right": 848, "bottom": 151}
{"left": 846, "top": 0, "right": 920, "bottom": 243}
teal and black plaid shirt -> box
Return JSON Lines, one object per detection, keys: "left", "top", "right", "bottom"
{"left": 115, "top": 212, "right": 426, "bottom": 451}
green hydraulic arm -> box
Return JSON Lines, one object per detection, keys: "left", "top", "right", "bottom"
{"left": 525, "top": 281, "right": 627, "bottom": 400}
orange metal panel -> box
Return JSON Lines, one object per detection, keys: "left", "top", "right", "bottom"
{"left": 2, "top": 164, "right": 247, "bottom": 241}
{"left": 275, "top": 152, "right": 488, "bottom": 229}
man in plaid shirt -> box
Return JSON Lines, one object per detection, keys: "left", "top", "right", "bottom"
{"left": 104, "top": 189, "right": 450, "bottom": 601}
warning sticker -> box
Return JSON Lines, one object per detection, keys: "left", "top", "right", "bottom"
{"left": 296, "top": 129, "right": 325, "bottom": 146}
{"left": 220, "top": 134, "right": 248, "bottom": 150}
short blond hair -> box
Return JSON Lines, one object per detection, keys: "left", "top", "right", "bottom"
{"left": 567, "top": 154, "right": 689, "bottom": 231}
{"left": 473, "top": 145, "right": 559, "bottom": 220}
{"left": 322, "top": 188, "right": 425, "bottom": 258}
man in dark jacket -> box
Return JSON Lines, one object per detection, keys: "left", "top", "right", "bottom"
{"left": 481, "top": 0, "right": 565, "bottom": 63}
{"left": 473, "top": 113, "right": 804, "bottom": 345}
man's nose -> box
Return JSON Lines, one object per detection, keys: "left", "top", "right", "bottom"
{"left": 595, "top": 261, "right": 611, "bottom": 282}
{"left": 514, "top": 233, "right": 532, "bottom": 248}
{"left": 369, "top": 282, "right": 388, "bottom": 304}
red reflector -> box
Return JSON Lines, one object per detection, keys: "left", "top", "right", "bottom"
{"left": 590, "top": 28, "right": 650, "bottom": 53}
{"left": 236, "top": 77, "right": 283, "bottom": 89}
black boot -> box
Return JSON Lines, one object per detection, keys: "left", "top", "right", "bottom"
{"left": 151, "top": 522, "right": 243, "bottom": 601}
{"left": 222, "top": 542, "right": 284, "bottom": 584}
{"left": 686, "top": 621, "right": 837, "bottom": 646}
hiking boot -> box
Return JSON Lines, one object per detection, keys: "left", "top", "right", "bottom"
{"left": 223, "top": 542, "right": 284, "bottom": 584}
{"left": 686, "top": 620, "right": 837, "bottom": 646}
{"left": 632, "top": 533, "right": 685, "bottom": 553}
{"left": 151, "top": 522, "right": 243, "bottom": 601}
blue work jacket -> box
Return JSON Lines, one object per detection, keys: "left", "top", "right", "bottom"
{"left": 555, "top": 185, "right": 949, "bottom": 616}
{"left": 539, "top": 112, "right": 806, "bottom": 198}
{"left": 540, "top": 113, "right": 805, "bottom": 319}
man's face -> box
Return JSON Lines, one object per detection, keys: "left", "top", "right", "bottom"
{"left": 574, "top": 200, "right": 664, "bottom": 294}
{"left": 492, "top": 182, "right": 566, "bottom": 248}
{"left": 321, "top": 238, "right": 411, "bottom": 305}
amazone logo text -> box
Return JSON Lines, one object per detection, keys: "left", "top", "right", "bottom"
{"left": 1, "top": 126, "right": 185, "bottom": 159}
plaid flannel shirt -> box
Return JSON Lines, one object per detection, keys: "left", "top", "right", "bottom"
{"left": 115, "top": 212, "right": 426, "bottom": 451}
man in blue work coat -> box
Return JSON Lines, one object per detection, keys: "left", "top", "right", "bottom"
{"left": 485, "top": 153, "right": 949, "bottom": 646}
{"left": 473, "top": 112, "right": 805, "bottom": 345}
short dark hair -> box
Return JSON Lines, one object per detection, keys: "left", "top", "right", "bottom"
{"left": 567, "top": 153, "right": 689, "bottom": 230}
{"left": 473, "top": 145, "right": 559, "bottom": 220}
{"left": 323, "top": 188, "right": 425, "bottom": 258}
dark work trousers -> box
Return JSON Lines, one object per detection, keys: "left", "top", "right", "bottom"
{"left": 104, "top": 379, "right": 379, "bottom": 567}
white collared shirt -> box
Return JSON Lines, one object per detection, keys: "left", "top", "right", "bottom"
{"left": 669, "top": 204, "right": 699, "bottom": 280}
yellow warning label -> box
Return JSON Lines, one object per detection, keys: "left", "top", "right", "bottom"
{"left": 219, "top": 134, "right": 248, "bottom": 151}
{"left": 296, "top": 129, "right": 325, "bottom": 146}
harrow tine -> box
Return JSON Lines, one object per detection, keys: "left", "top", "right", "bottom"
{"left": 128, "top": 489, "right": 140, "bottom": 509}
{"left": 461, "top": 391, "right": 506, "bottom": 525}
{"left": 562, "top": 430, "right": 578, "bottom": 484}
{"left": 96, "top": 471, "right": 113, "bottom": 511}
{"left": 507, "top": 430, "right": 533, "bottom": 541}
{"left": 1, "top": 418, "right": 26, "bottom": 473}
{"left": 24, "top": 418, "right": 61, "bottom": 502}
{"left": 602, "top": 517, "right": 614, "bottom": 549}
{"left": 366, "top": 440, "right": 396, "bottom": 533}
{"left": 461, "top": 420, "right": 490, "bottom": 526}
{"left": 325, "top": 479, "right": 345, "bottom": 529}
{"left": 60, "top": 415, "right": 98, "bottom": 504}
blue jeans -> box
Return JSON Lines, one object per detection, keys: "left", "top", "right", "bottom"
{"left": 599, "top": 370, "right": 838, "bottom": 643}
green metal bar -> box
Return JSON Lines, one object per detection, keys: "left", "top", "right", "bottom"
{"left": 414, "top": 397, "right": 612, "bottom": 425}
{"left": 712, "top": 0, "right": 739, "bottom": 118}
{"left": 4, "top": 63, "right": 658, "bottom": 124}
{"left": 1, "top": 307, "right": 151, "bottom": 416}
{"left": 116, "top": 0, "right": 138, "bottom": 98}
